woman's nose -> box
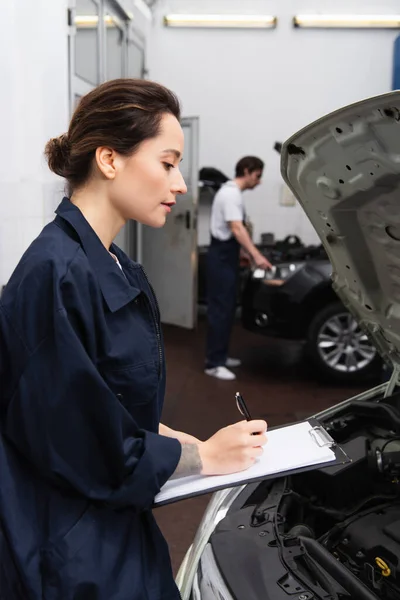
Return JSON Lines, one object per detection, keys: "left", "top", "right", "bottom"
{"left": 172, "top": 170, "right": 187, "bottom": 196}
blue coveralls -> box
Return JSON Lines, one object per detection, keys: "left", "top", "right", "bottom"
{"left": 0, "top": 198, "right": 182, "bottom": 599}
{"left": 205, "top": 235, "right": 240, "bottom": 368}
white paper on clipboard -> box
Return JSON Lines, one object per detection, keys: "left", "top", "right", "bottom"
{"left": 155, "top": 420, "right": 337, "bottom": 505}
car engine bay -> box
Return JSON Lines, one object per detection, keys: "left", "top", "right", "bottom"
{"left": 208, "top": 391, "right": 400, "bottom": 600}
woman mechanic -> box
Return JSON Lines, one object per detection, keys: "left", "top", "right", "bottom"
{"left": 0, "top": 78, "right": 267, "bottom": 600}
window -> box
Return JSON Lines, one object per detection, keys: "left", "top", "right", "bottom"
{"left": 75, "top": 0, "right": 99, "bottom": 85}
{"left": 105, "top": 10, "right": 125, "bottom": 80}
{"left": 69, "top": 0, "right": 146, "bottom": 111}
{"left": 128, "top": 41, "right": 144, "bottom": 78}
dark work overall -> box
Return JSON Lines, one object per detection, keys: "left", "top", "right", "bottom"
{"left": 205, "top": 235, "right": 240, "bottom": 368}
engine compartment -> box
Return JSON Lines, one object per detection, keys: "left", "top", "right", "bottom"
{"left": 210, "top": 391, "right": 400, "bottom": 600}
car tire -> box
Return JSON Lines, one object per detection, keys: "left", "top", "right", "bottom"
{"left": 305, "top": 302, "right": 382, "bottom": 383}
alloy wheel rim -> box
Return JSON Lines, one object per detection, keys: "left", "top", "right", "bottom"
{"left": 317, "top": 312, "right": 376, "bottom": 373}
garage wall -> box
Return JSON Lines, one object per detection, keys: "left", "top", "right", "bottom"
{"left": 0, "top": 0, "right": 151, "bottom": 288}
{"left": 147, "top": 0, "right": 400, "bottom": 246}
{"left": 0, "top": 0, "right": 69, "bottom": 289}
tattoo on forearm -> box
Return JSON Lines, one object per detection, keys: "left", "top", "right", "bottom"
{"left": 171, "top": 444, "right": 203, "bottom": 479}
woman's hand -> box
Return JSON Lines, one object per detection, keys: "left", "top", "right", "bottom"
{"left": 199, "top": 420, "right": 268, "bottom": 476}
{"left": 167, "top": 420, "right": 267, "bottom": 481}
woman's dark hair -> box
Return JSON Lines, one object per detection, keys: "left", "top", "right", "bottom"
{"left": 45, "top": 78, "right": 181, "bottom": 193}
{"left": 235, "top": 156, "right": 264, "bottom": 177}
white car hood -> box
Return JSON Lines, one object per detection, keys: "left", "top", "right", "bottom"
{"left": 281, "top": 92, "right": 400, "bottom": 369}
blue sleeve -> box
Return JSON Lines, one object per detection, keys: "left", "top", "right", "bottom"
{"left": 3, "top": 306, "right": 181, "bottom": 510}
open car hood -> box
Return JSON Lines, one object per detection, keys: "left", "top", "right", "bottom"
{"left": 281, "top": 92, "right": 400, "bottom": 371}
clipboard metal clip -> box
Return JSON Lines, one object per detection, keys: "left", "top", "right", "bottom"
{"left": 309, "top": 426, "right": 336, "bottom": 449}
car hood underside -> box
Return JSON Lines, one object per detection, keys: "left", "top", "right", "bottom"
{"left": 281, "top": 93, "right": 400, "bottom": 372}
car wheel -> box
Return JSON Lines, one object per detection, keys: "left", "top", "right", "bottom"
{"left": 306, "top": 302, "right": 381, "bottom": 383}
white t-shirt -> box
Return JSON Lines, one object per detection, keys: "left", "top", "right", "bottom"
{"left": 110, "top": 252, "right": 127, "bottom": 278}
{"left": 210, "top": 181, "right": 244, "bottom": 241}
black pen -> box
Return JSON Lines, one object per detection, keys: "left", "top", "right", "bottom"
{"left": 235, "top": 392, "right": 252, "bottom": 421}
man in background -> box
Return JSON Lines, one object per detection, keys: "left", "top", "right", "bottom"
{"left": 205, "top": 156, "right": 272, "bottom": 381}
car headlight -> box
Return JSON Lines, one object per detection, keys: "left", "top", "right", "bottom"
{"left": 252, "top": 262, "right": 304, "bottom": 286}
{"left": 176, "top": 486, "right": 245, "bottom": 600}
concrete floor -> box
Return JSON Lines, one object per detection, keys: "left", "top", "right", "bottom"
{"left": 155, "top": 316, "right": 367, "bottom": 575}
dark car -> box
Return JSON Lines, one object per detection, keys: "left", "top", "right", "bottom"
{"left": 241, "top": 242, "right": 381, "bottom": 383}
{"left": 240, "top": 142, "right": 381, "bottom": 384}
{"left": 177, "top": 90, "right": 400, "bottom": 600}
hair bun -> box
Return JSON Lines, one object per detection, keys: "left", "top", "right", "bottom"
{"left": 44, "top": 133, "right": 71, "bottom": 178}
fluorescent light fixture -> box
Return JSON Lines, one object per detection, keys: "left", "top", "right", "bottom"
{"left": 293, "top": 14, "right": 400, "bottom": 28}
{"left": 164, "top": 14, "right": 277, "bottom": 29}
{"left": 74, "top": 14, "right": 135, "bottom": 28}
{"left": 74, "top": 15, "right": 117, "bottom": 27}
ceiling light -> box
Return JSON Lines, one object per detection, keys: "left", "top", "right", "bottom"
{"left": 74, "top": 15, "right": 121, "bottom": 28}
{"left": 164, "top": 14, "right": 277, "bottom": 29}
{"left": 293, "top": 14, "right": 400, "bottom": 28}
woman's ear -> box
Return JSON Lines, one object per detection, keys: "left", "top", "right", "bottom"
{"left": 95, "top": 147, "right": 117, "bottom": 180}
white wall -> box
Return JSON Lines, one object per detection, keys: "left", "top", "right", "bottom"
{"left": 0, "top": 0, "right": 69, "bottom": 288}
{"left": 0, "top": 0, "right": 150, "bottom": 288}
{"left": 147, "top": 0, "right": 400, "bottom": 246}
{"left": 1, "top": 0, "right": 398, "bottom": 285}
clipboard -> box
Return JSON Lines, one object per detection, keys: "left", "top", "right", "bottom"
{"left": 154, "top": 418, "right": 350, "bottom": 507}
